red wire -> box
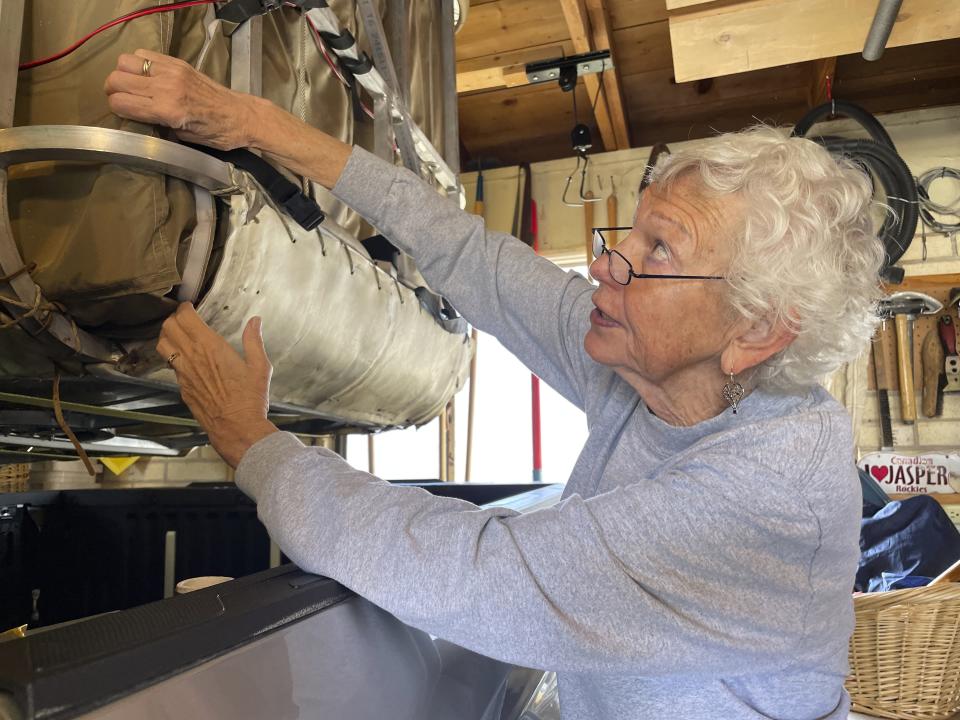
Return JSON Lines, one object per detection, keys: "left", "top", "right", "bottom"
{"left": 18, "top": 0, "right": 219, "bottom": 71}
{"left": 305, "top": 14, "right": 374, "bottom": 119}
{"left": 306, "top": 15, "right": 350, "bottom": 87}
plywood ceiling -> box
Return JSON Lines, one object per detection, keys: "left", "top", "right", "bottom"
{"left": 454, "top": 0, "right": 960, "bottom": 168}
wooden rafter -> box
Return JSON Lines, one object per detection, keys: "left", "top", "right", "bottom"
{"left": 456, "top": 45, "right": 569, "bottom": 93}
{"left": 557, "top": 0, "right": 629, "bottom": 151}
{"left": 584, "top": 0, "right": 630, "bottom": 148}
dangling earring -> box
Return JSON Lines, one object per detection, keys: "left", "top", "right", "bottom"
{"left": 722, "top": 371, "right": 744, "bottom": 414}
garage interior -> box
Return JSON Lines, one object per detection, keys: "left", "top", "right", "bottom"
{"left": 2, "top": 0, "right": 960, "bottom": 718}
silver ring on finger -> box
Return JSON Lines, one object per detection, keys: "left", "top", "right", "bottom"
{"left": 142, "top": 59, "right": 153, "bottom": 77}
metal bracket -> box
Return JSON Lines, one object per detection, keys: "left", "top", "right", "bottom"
{"left": 525, "top": 50, "right": 613, "bottom": 87}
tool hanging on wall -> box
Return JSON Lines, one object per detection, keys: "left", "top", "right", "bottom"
{"left": 606, "top": 176, "right": 618, "bottom": 246}
{"left": 880, "top": 292, "right": 943, "bottom": 425}
{"left": 464, "top": 166, "right": 485, "bottom": 482}
{"left": 529, "top": 198, "right": 543, "bottom": 482}
{"left": 518, "top": 165, "right": 543, "bottom": 482}
{"left": 871, "top": 323, "right": 895, "bottom": 448}
{"left": 921, "top": 326, "right": 946, "bottom": 418}
{"left": 583, "top": 176, "right": 601, "bottom": 266}
{"left": 942, "top": 312, "right": 960, "bottom": 394}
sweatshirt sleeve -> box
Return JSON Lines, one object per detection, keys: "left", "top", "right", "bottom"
{"left": 331, "top": 146, "right": 596, "bottom": 410}
{"left": 237, "top": 430, "right": 827, "bottom": 677}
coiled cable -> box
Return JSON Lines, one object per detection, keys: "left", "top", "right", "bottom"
{"left": 916, "top": 166, "right": 960, "bottom": 235}
{"left": 791, "top": 101, "right": 918, "bottom": 282}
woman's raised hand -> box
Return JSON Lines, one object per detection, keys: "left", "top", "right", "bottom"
{"left": 104, "top": 48, "right": 257, "bottom": 150}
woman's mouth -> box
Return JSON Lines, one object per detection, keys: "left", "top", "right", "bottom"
{"left": 590, "top": 307, "right": 619, "bottom": 328}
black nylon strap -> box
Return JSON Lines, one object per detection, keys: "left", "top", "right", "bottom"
{"left": 188, "top": 145, "right": 325, "bottom": 231}
{"left": 339, "top": 53, "right": 374, "bottom": 76}
{"left": 319, "top": 29, "right": 356, "bottom": 51}
{"left": 216, "top": 0, "right": 281, "bottom": 24}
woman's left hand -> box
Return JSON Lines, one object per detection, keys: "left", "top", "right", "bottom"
{"left": 157, "top": 303, "right": 278, "bottom": 468}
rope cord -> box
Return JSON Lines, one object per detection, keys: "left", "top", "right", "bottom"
{"left": 52, "top": 372, "right": 97, "bottom": 477}
{"left": 0, "top": 267, "right": 83, "bottom": 351}
{"left": 0, "top": 262, "right": 36, "bottom": 283}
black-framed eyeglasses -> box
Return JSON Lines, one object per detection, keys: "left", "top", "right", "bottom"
{"left": 591, "top": 227, "right": 725, "bottom": 286}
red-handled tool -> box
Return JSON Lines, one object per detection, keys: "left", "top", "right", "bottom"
{"left": 941, "top": 315, "right": 957, "bottom": 355}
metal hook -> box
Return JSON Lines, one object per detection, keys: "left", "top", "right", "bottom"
{"left": 563, "top": 151, "right": 604, "bottom": 207}
{"left": 562, "top": 154, "right": 587, "bottom": 207}
{"left": 578, "top": 154, "right": 602, "bottom": 204}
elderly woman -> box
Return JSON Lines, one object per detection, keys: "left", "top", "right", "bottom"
{"left": 106, "top": 50, "right": 884, "bottom": 720}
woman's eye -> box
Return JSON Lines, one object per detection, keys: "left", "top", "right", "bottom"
{"left": 651, "top": 241, "right": 670, "bottom": 262}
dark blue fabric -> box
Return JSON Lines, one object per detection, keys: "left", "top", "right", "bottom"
{"left": 858, "top": 468, "right": 890, "bottom": 519}
{"left": 857, "top": 494, "right": 960, "bottom": 592}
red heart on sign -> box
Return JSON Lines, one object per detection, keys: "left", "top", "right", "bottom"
{"left": 870, "top": 466, "right": 889, "bottom": 482}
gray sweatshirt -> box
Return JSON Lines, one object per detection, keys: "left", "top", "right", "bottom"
{"left": 236, "top": 147, "right": 861, "bottom": 720}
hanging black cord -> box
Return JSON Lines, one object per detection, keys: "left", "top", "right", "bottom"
{"left": 791, "top": 100, "right": 918, "bottom": 282}
{"left": 570, "top": 71, "right": 604, "bottom": 126}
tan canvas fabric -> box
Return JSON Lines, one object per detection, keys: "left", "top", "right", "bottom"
{"left": 405, "top": 0, "right": 445, "bottom": 160}
{"left": 261, "top": 4, "right": 362, "bottom": 238}
{"left": 9, "top": 1, "right": 218, "bottom": 331}
{"left": 8, "top": 1, "right": 443, "bottom": 333}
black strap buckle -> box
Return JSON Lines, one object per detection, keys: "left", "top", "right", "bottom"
{"left": 216, "top": 0, "right": 282, "bottom": 24}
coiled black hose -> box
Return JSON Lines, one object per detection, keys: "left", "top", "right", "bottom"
{"left": 791, "top": 101, "right": 917, "bottom": 282}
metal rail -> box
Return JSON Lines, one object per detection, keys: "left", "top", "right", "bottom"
{"left": 0, "top": 390, "right": 201, "bottom": 427}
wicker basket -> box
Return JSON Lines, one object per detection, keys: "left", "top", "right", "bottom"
{"left": 847, "top": 583, "right": 960, "bottom": 719}
{"left": 0, "top": 463, "right": 29, "bottom": 493}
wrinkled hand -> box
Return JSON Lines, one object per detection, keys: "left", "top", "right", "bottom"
{"left": 158, "top": 303, "right": 278, "bottom": 468}
{"left": 104, "top": 49, "right": 255, "bottom": 150}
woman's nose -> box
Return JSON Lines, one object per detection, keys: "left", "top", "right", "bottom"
{"left": 588, "top": 253, "right": 605, "bottom": 283}
{"left": 589, "top": 249, "right": 617, "bottom": 287}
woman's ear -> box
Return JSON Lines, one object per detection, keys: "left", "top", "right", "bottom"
{"left": 721, "top": 315, "right": 798, "bottom": 375}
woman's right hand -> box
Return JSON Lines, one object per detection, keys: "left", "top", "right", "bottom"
{"left": 104, "top": 48, "right": 258, "bottom": 151}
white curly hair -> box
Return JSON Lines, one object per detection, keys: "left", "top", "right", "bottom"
{"left": 649, "top": 125, "right": 886, "bottom": 392}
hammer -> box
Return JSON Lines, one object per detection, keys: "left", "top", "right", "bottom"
{"left": 879, "top": 291, "right": 943, "bottom": 424}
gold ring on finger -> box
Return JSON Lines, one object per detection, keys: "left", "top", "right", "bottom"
{"left": 166, "top": 352, "right": 180, "bottom": 367}
{"left": 142, "top": 59, "right": 153, "bottom": 77}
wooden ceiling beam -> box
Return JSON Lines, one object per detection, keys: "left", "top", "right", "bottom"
{"left": 557, "top": 0, "right": 629, "bottom": 151}
{"left": 456, "top": 45, "right": 569, "bottom": 93}
{"left": 584, "top": 0, "right": 631, "bottom": 147}
{"left": 668, "top": 0, "right": 960, "bottom": 83}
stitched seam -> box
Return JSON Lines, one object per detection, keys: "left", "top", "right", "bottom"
{"left": 789, "top": 412, "right": 830, "bottom": 671}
